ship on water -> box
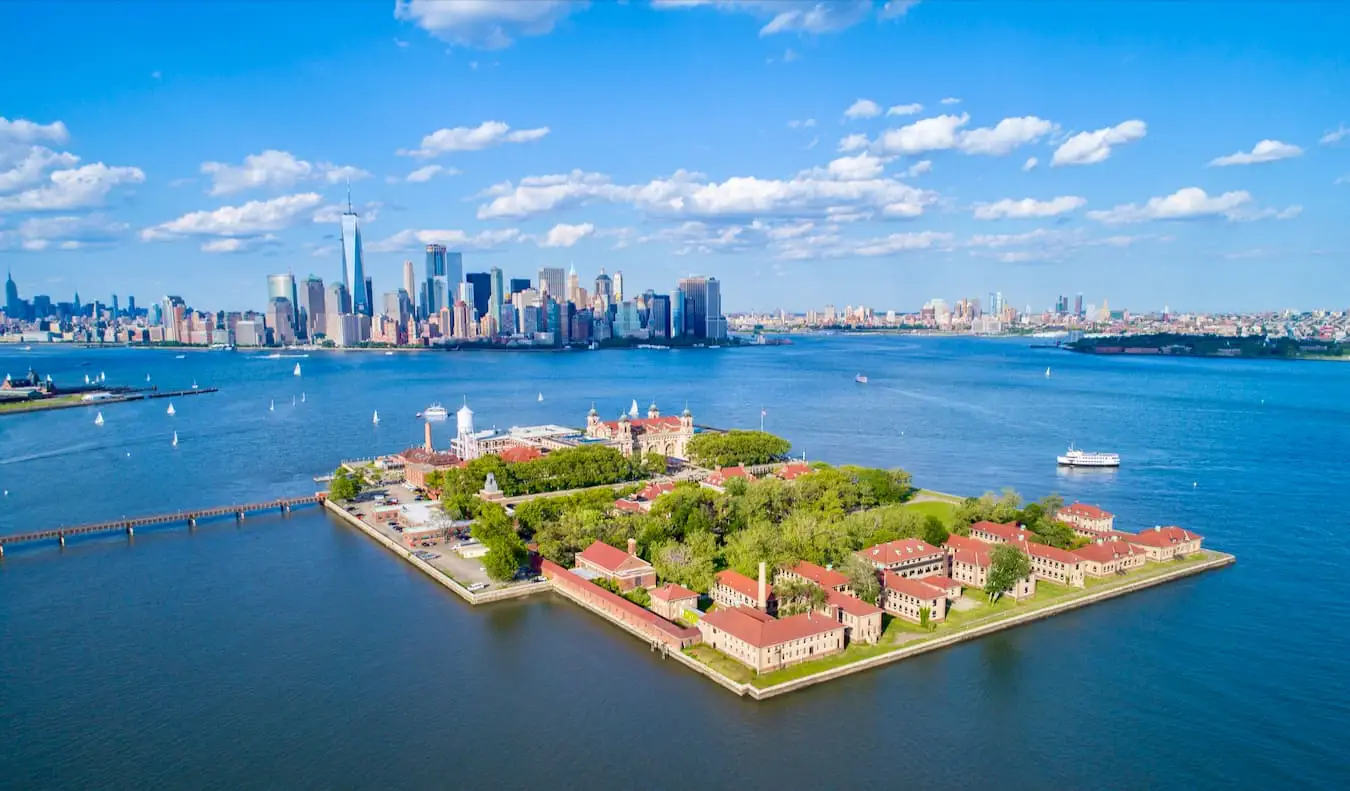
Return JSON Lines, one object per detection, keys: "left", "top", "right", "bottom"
{"left": 1057, "top": 445, "right": 1120, "bottom": 468}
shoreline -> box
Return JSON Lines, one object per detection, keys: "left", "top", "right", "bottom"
{"left": 0, "top": 386, "right": 217, "bottom": 417}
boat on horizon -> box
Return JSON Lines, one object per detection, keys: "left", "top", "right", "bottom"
{"left": 419, "top": 403, "right": 448, "bottom": 421}
{"left": 166, "top": 402, "right": 176, "bottom": 416}
{"left": 1057, "top": 445, "right": 1120, "bottom": 468}
{"left": 293, "top": 363, "right": 302, "bottom": 377}
{"left": 1045, "top": 367, "right": 1052, "bottom": 378}
{"left": 172, "top": 431, "right": 178, "bottom": 447}
{"left": 537, "top": 393, "right": 544, "bottom": 402}
{"left": 174, "top": 354, "right": 186, "bottom": 359}
{"left": 269, "top": 399, "right": 275, "bottom": 412}
{"left": 301, "top": 392, "right": 306, "bottom": 403}
{"left": 191, "top": 380, "right": 199, "bottom": 389}
{"left": 94, "top": 411, "right": 104, "bottom": 426}
{"left": 855, "top": 374, "right": 869, "bottom": 384}
{"left": 372, "top": 410, "right": 380, "bottom": 425}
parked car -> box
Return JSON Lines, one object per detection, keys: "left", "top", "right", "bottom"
{"left": 467, "top": 582, "right": 490, "bottom": 592}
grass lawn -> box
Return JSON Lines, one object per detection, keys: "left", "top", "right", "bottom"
{"left": 902, "top": 499, "right": 957, "bottom": 526}
{"left": 915, "top": 489, "right": 964, "bottom": 504}
{"left": 684, "top": 644, "right": 753, "bottom": 684}
{"left": 0, "top": 394, "right": 85, "bottom": 413}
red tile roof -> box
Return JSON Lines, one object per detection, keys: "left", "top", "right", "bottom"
{"left": 970, "top": 521, "right": 1027, "bottom": 542}
{"left": 882, "top": 572, "right": 947, "bottom": 601}
{"left": 944, "top": 534, "right": 991, "bottom": 554}
{"left": 858, "top": 538, "right": 943, "bottom": 566}
{"left": 1073, "top": 540, "right": 1146, "bottom": 564}
{"left": 576, "top": 540, "right": 652, "bottom": 575}
{"left": 1060, "top": 502, "right": 1114, "bottom": 520}
{"left": 700, "top": 607, "right": 843, "bottom": 649}
{"left": 777, "top": 462, "right": 812, "bottom": 480}
{"left": 602, "top": 416, "right": 684, "bottom": 434}
{"left": 950, "top": 548, "right": 991, "bottom": 569}
{"left": 613, "top": 498, "right": 646, "bottom": 514}
{"left": 541, "top": 560, "right": 698, "bottom": 642}
{"left": 398, "top": 448, "right": 462, "bottom": 467}
{"left": 920, "top": 574, "right": 961, "bottom": 591}
{"left": 1126, "top": 526, "right": 1203, "bottom": 548}
{"left": 707, "top": 465, "right": 753, "bottom": 486}
{"left": 499, "top": 446, "right": 543, "bottom": 464}
{"left": 639, "top": 481, "right": 676, "bottom": 501}
{"left": 651, "top": 582, "right": 699, "bottom": 602}
{"left": 1015, "top": 537, "right": 1081, "bottom": 565}
{"left": 714, "top": 569, "right": 769, "bottom": 601}
{"left": 826, "top": 588, "right": 882, "bottom": 617}
{"left": 786, "top": 561, "right": 850, "bottom": 590}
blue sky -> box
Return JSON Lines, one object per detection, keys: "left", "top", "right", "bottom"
{"left": 1, "top": 0, "right": 1347, "bottom": 313}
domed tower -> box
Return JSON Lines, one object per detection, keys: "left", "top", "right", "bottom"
{"left": 647, "top": 400, "right": 660, "bottom": 419}
{"left": 680, "top": 404, "right": 694, "bottom": 433}
{"left": 616, "top": 411, "right": 635, "bottom": 456}
{"left": 585, "top": 403, "right": 601, "bottom": 436}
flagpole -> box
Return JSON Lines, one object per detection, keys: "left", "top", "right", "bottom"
{"left": 760, "top": 405, "right": 765, "bottom": 433}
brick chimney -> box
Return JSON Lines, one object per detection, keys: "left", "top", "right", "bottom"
{"left": 757, "top": 561, "right": 767, "bottom": 610}
{"left": 627, "top": 538, "right": 637, "bottom": 556}
{"left": 424, "top": 422, "right": 433, "bottom": 452}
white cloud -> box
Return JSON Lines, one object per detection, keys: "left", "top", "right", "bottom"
{"left": 874, "top": 113, "right": 967, "bottom": 154}
{"left": 0, "top": 214, "right": 128, "bottom": 251}
{"left": 201, "top": 234, "right": 281, "bottom": 254}
{"left": 939, "top": 97, "right": 961, "bottom": 105}
{"left": 1336, "top": 174, "right": 1349, "bottom": 185}
{"left": 957, "top": 116, "right": 1057, "bottom": 156}
{"left": 1208, "top": 139, "right": 1303, "bottom": 167}
{"left": 1022, "top": 157, "right": 1038, "bottom": 172}
{"left": 312, "top": 200, "right": 380, "bottom": 225}
{"left": 775, "top": 229, "right": 953, "bottom": 261}
{"left": 1051, "top": 120, "right": 1147, "bottom": 166}
{"left": 886, "top": 103, "right": 923, "bottom": 116}
{"left": 0, "top": 117, "right": 70, "bottom": 146}
{"left": 871, "top": 113, "right": 1053, "bottom": 156}
{"left": 394, "top": 38, "right": 410, "bottom": 48}
{"left": 973, "top": 195, "right": 1086, "bottom": 220}
{"left": 905, "top": 160, "right": 932, "bottom": 177}
{"left": 394, "top": 0, "right": 583, "bottom": 49}
{"left": 1320, "top": 124, "right": 1348, "bottom": 145}
{"left": 654, "top": 0, "right": 914, "bottom": 37}
{"left": 200, "top": 150, "right": 369, "bottom": 196}
{"left": 782, "top": 48, "right": 799, "bottom": 62}
{"left": 0, "top": 163, "right": 145, "bottom": 213}
{"left": 838, "top": 133, "right": 870, "bottom": 152}
{"left": 140, "top": 192, "right": 323, "bottom": 240}
{"left": 804, "top": 136, "right": 819, "bottom": 150}
{"left": 539, "top": 222, "right": 596, "bottom": 248}
{"left": 366, "top": 227, "right": 522, "bottom": 253}
{"left": 805, "top": 152, "right": 889, "bottom": 181}
{"left": 964, "top": 227, "right": 1159, "bottom": 262}
{"left": 398, "top": 120, "right": 550, "bottom": 158}
{"left": 403, "top": 164, "right": 461, "bottom": 183}
{"left": 787, "top": 118, "right": 817, "bottom": 129}
{"left": 844, "top": 99, "right": 882, "bottom": 120}
{"left": 0, "top": 147, "right": 80, "bottom": 193}
{"left": 1084, "top": 187, "right": 1295, "bottom": 224}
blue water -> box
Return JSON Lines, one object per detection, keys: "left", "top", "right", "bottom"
{"left": 1, "top": 338, "right": 1347, "bottom": 790}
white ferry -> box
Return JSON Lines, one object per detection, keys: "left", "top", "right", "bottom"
{"left": 1057, "top": 445, "right": 1120, "bottom": 468}
{"left": 419, "top": 403, "right": 449, "bottom": 421}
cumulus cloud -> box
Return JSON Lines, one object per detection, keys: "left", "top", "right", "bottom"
{"left": 402, "top": 164, "right": 461, "bottom": 183}
{"left": 394, "top": 0, "right": 583, "bottom": 49}
{"left": 973, "top": 195, "right": 1086, "bottom": 220}
{"left": 1085, "top": 187, "right": 1297, "bottom": 224}
{"left": 964, "top": 227, "right": 1160, "bottom": 263}
{"left": 1320, "top": 124, "right": 1348, "bottom": 145}
{"left": 905, "top": 160, "right": 932, "bottom": 177}
{"left": 1051, "top": 120, "right": 1147, "bottom": 166}
{"left": 939, "top": 97, "right": 961, "bottom": 105}
{"left": 776, "top": 229, "right": 954, "bottom": 261}
{"left": 787, "top": 118, "right": 817, "bottom": 129}
{"left": 0, "top": 214, "right": 128, "bottom": 251}
{"left": 538, "top": 222, "right": 597, "bottom": 248}
{"left": 838, "top": 133, "right": 870, "bottom": 152}
{"left": 844, "top": 99, "right": 882, "bottom": 120}
{"left": 0, "top": 163, "right": 145, "bottom": 213}
{"left": 0, "top": 146, "right": 80, "bottom": 193}
{"left": 398, "top": 120, "right": 550, "bottom": 158}
{"left": 312, "top": 201, "right": 380, "bottom": 224}
{"left": 200, "top": 234, "right": 281, "bottom": 254}
{"left": 0, "top": 116, "right": 70, "bottom": 147}
{"left": 1022, "top": 157, "right": 1038, "bottom": 172}
{"left": 1208, "top": 139, "right": 1304, "bottom": 167}
{"left": 200, "top": 150, "right": 370, "bottom": 196}
{"left": 654, "top": 0, "right": 915, "bottom": 37}
{"left": 366, "top": 227, "right": 522, "bottom": 253}
{"left": 872, "top": 113, "right": 1054, "bottom": 156}
{"left": 886, "top": 103, "right": 923, "bottom": 116}
{"left": 140, "top": 192, "right": 323, "bottom": 241}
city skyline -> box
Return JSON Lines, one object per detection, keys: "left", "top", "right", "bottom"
{"left": 1, "top": 2, "right": 1349, "bottom": 311}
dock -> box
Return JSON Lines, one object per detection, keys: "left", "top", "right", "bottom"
{"left": 0, "top": 494, "right": 325, "bottom": 556}
{"left": 0, "top": 386, "right": 218, "bottom": 417}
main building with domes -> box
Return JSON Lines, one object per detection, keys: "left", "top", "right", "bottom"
{"left": 585, "top": 402, "right": 695, "bottom": 459}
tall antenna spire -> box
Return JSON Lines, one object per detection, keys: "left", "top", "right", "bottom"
{"left": 346, "top": 176, "right": 352, "bottom": 213}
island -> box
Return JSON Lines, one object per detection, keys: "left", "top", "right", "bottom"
{"left": 1066, "top": 332, "right": 1345, "bottom": 360}
{"left": 322, "top": 402, "right": 1233, "bottom": 700}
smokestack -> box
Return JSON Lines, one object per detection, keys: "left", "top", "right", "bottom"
{"left": 757, "top": 562, "right": 767, "bottom": 610}
{"left": 627, "top": 538, "right": 637, "bottom": 556}
{"left": 424, "top": 422, "right": 433, "bottom": 452}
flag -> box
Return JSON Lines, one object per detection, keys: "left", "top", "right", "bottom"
{"left": 761, "top": 407, "right": 767, "bottom": 417}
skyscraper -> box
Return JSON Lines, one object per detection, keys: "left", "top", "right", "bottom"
{"left": 267, "top": 273, "right": 300, "bottom": 335}
{"left": 5, "top": 270, "right": 23, "bottom": 319}
{"left": 649, "top": 294, "right": 671, "bottom": 339}
{"left": 111, "top": 294, "right": 119, "bottom": 319}
{"left": 267, "top": 298, "right": 296, "bottom": 346}
{"left": 327, "top": 282, "right": 351, "bottom": 317}
{"left": 670, "top": 287, "right": 684, "bottom": 338}
{"left": 489, "top": 266, "right": 505, "bottom": 326}
{"left": 1074, "top": 293, "right": 1084, "bottom": 318}
{"left": 127, "top": 296, "right": 136, "bottom": 317}
{"left": 403, "top": 260, "right": 416, "bottom": 315}
{"left": 612, "top": 270, "right": 624, "bottom": 303}
{"left": 677, "top": 276, "right": 709, "bottom": 339}
{"left": 458, "top": 281, "right": 477, "bottom": 322}
{"left": 705, "top": 277, "right": 727, "bottom": 339}
{"left": 594, "top": 269, "right": 613, "bottom": 306}
{"left": 300, "top": 276, "right": 325, "bottom": 340}
{"left": 446, "top": 251, "right": 463, "bottom": 290}
{"left": 340, "top": 189, "right": 368, "bottom": 316}
{"left": 364, "top": 276, "right": 373, "bottom": 320}
{"left": 538, "top": 267, "right": 565, "bottom": 301}
{"left": 566, "top": 264, "right": 580, "bottom": 305}
{"left": 509, "top": 277, "right": 531, "bottom": 295}
{"left": 466, "top": 272, "right": 491, "bottom": 319}
{"left": 425, "top": 244, "right": 448, "bottom": 317}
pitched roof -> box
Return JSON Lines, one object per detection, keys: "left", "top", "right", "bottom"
{"left": 700, "top": 607, "right": 843, "bottom": 648}
{"left": 944, "top": 534, "right": 991, "bottom": 554}
{"left": 714, "top": 569, "right": 769, "bottom": 601}
{"left": 499, "top": 446, "right": 543, "bottom": 464}
{"left": 858, "top": 538, "right": 943, "bottom": 566}
{"left": 398, "top": 448, "right": 462, "bottom": 467}
{"left": 1126, "top": 526, "right": 1203, "bottom": 548}
{"left": 707, "top": 465, "right": 752, "bottom": 485}
{"left": 1016, "top": 537, "right": 1081, "bottom": 564}
{"left": 777, "top": 462, "right": 812, "bottom": 480}
{"left": 970, "top": 521, "right": 1027, "bottom": 542}
{"left": 786, "top": 561, "right": 850, "bottom": 590}
{"left": 882, "top": 572, "right": 947, "bottom": 601}
{"left": 613, "top": 498, "right": 646, "bottom": 514}
{"left": 576, "top": 540, "right": 652, "bottom": 574}
{"left": 1073, "top": 540, "right": 1146, "bottom": 564}
{"left": 1059, "top": 502, "right": 1114, "bottom": 520}
{"left": 650, "top": 582, "right": 699, "bottom": 602}
{"left": 920, "top": 574, "right": 961, "bottom": 591}
{"left": 601, "top": 416, "right": 684, "bottom": 435}
{"left": 950, "top": 548, "right": 991, "bottom": 569}
{"left": 541, "top": 560, "right": 698, "bottom": 642}
{"left": 825, "top": 588, "right": 882, "bottom": 617}
{"left": 638, "top": 481, "right": 677, "bottom": 501}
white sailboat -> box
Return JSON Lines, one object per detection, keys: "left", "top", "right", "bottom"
{"left": 269, "top": 399, "right": 275, "bottom": 412}
{"left": 629, "top": 399, "right": 639, "bottom": 418}
{"left": 1045, "top": 367, "right": 1052, "bottom": 378}
{"left": 372, "top": 410, "right": 380, "bottom": 425}
{"left": 84, "top": 374, "right": 90, "bottom": 384}
{"left": 292, "top": 395, "right": 297, "bottom": 406}
{"left": 191, "top": 380, "right": 199, "bottom": 390}
{"left": 94, "top": 411, "right": 104, "bottom": 426}
{"left": 301, "top": 392, "right": 306, "bottom": 403}
{"left": 166, "top": 402, "right": 176, "bottom": 416}
{"left": 537, "top": 392, "right": 544, "bottom": 402}
{"left": 172, "top": 431, "right": 179, "bottom": 447}
{"left": 293, "top": 363, "right": 302, "bottom": 377}
{"left": 146, "top": 374, "right": 151, "bottom": 382}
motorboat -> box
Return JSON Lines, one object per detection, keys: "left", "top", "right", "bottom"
{"left": 1057, "top": 445, "right": 1120, "bottom": 468}
{"left": 420, "top": 403, "right": 449, "bottom": 421}
{"left": 373, "top": 410, "right": 380, "bottom": 425}
{"left": 855, "top": 374, "right": 868, "bottom": 384}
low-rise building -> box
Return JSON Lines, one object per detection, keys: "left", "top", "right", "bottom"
{"left": 574, "top": 538, "right": 657, "bottom": 590}
{"left": 1126, "top": 526, "right": 1204, "bottom": 561}
{"left": 542, "top": 560, "right": 700, "bottom": 651}
{"left": 775, "top": 560, "right": 851, "bottom": 594}
{"left": 613, "top": 481, "right": 676, "bottom": 514}
{"left": 823, "top": 589, "right": 883, "bottom": 644}
{"left": 697, "top": 606, "right": 845, "bottom": 673}
{"left": 650, "top": 582, "right": 700, "bottom": 621}
{"left": 1073, "top": 536, "right": 1148, "bottom": 576}
{"left": 776, "top": 461, "right": 812, "bottom": 481}
{"left": 943, "top": 534, "right": 1037, "bottom": 600}
{"left": 969, "top": 520, "right": 1027, "bottom": 544}
{"left": 857, "top": 538, "right": 946, "bottom": 578}
{"left": 702, "top": 465, "right": 753, "bottom": 491}
{"left": 712, "top": 564, "right": 773, "bottom": 612}
{"left": 918, "top": 574, "right": 963, "bottom": 600}
{"left": 1057, "top": 503, "right": 1116, "bottom": 537}
{"left": 967, "top": 522, "right": 1085, "bottom": 589}
{"left": 880, "top": 572, "right": 948, "bottom": 623}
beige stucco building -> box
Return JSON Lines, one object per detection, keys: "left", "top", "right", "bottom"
{"left": 857, "top": 538, "right": 946, "bottom": 579}
{"left": 585, "top": 403, "right": 694, "bottom": 459}
{"left": 1073, "top": 536, "right": 1148, "bottom": 576}
{"left": 1057, "top": 503, "right": 1116, "bottom": 537}
{"left": 969, "top": 522, "right": 1086, "bottom": 588}
{"left": 1127, "top": 526, "right": 1204, "bottom": 561}
{"left": 943, "top": 534, "right": 1037, "bottom": 600}
{"left": 712, "top": 565, "right": 773, "bottom": 612}
{"left": 574, "top": 539, "right": 657, "bottom": 591}
{"left": 649, "top": 582, "right": 700, "bottom": 621}
{"left": 697, "top": 607, "right": 845, "bottom": 673}
{"left": 880, "top": 573, "right": 948, "bottom": 623}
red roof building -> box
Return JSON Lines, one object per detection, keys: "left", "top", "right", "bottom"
{"left": 822, "top": 588, "right": 883, "bottom": 644}
{"left": 499, "top": 446, "right": 544, "bottom": 464}
{"left": 776, "top": 561, "right": 851, "bottom": 593}
{"left": 704, "top": 465, "right": 754, "bottom": 490}
{"left": 919, "top": 574, "right": 963, "bottom": 599}
{"left": 777, "top": 462, "right": 813, "bottom": 481}
{"left": 857, "top": 538, "right": 946, "bottom": 578}
{"left": 649, "top": 582, "right": 700, "bottom": 621}
{"left": 612, "top": 481, "right": 677, "bottom": 514}
{"left": 712, "top": 567, "right": 773, "bottom": 612}
{"left": 1057, "top": 502, "right": 1116, "bottom": 536}
{"left": 1073, "top": 537, "right": 1148, "bottom": 576}
{"left": 542, "top": 560, "right": 699, "bottom": 651}
{"left": 574, "top": 538, "right": 656, "bottom": 591}
{"left": 697, "top": 607, "right": 846, "bottom": 673}
{"left": 969, "top": 521, "right": 1030, "bottom": 544}
{"left": 1125, "top": 526, "right": 1204, "bottom": 561}
{"left": 880, "top": 572, "right": 948, "bottom": 623}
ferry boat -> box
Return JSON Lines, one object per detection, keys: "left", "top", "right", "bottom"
{"left": 855, "top": 374, "right": 869, "bottom": 384}
{"left": 419, "top": 403, "right": 449, "bottom": 421}
{"left": 1056, "top": 445, "right": 1120, "bottom": 468}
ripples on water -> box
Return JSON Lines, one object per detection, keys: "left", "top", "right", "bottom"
{"left": 1, "top": 338, "right": 1348, "bottom": 789}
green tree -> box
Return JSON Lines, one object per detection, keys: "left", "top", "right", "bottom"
{"left": 919, "top": 605, "right": 931, "bottom": 631}
{"left": 686, "top": 430, "right": 791, "bottom": 467}
{"left": 986, "top": 544, "right": 1032, "bottom": 603}
{"left": 774, "top": 577, "right": 828, "bottom": 616}
{"left": 652, "top": 531, "right": 718, "bottom": 592}
{"left": 840, "top": 553, "right": 881, "bottom": 605}
{"left": 921, "top": 515, "right": 949, "bottom": 548}
{"left": 480, "top": 537, "right": 525, "bottom": 581}
{"left": 328, "top": 471, "right": 360, "bottom": 501}
{"left": 723, "top": 520, "right": 792, "bottom": 578}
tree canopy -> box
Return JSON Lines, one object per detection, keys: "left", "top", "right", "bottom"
{"left": 437, "top": 445, "right": 663, "bottom": 501}
{"left": 986, "top": 544, "right": 1032, "bottom": 602}
{"left": 686, "top": 430, "right": 791, "bottom": 468}
{"left": 328, "top": 470, "right": 361, "bottom": 501}
{"left": 953, "top": 490, "right": 1081, "bottom": 549}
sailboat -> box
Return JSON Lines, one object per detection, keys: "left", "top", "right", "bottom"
{"left": 166, "top": 402, "right": 176, "bottom": 416}
{"left": 372, "top": 410, "right": 380, "bottom": 425}
{"left": 84, "top": 374, "right": 90, "bottom": 384}
{"left": 172, "top": 431, "right": 179, "bottom": 447}
{"left": 537, "top": 392, "right": 544, "bottom": 403}
{"left": 94, "top": 411, "right": 104, "bottom": 426}
{"left": 146, "top": 374, "right": 151, "bottom": 382}
{"left": 301, "top": 392, "right": 306, "bottom": 403}
{"left": 269, "top": 399, "right": 275, "bottom": 412}
{"left": 293, "top": 363, "right": 302, "bottom": 377}
{"left": 629, "top": 399, "right": 639, "bottom": 418}
{"left": 1045, "top": 367, "right": 1052, "bottom": 378}
{"left": 191, "top": 380, "right": 199, "bottom": 390}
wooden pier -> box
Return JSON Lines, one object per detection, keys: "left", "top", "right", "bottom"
{"left": 0, "top": 494, "right": 325, "bottom": 556}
